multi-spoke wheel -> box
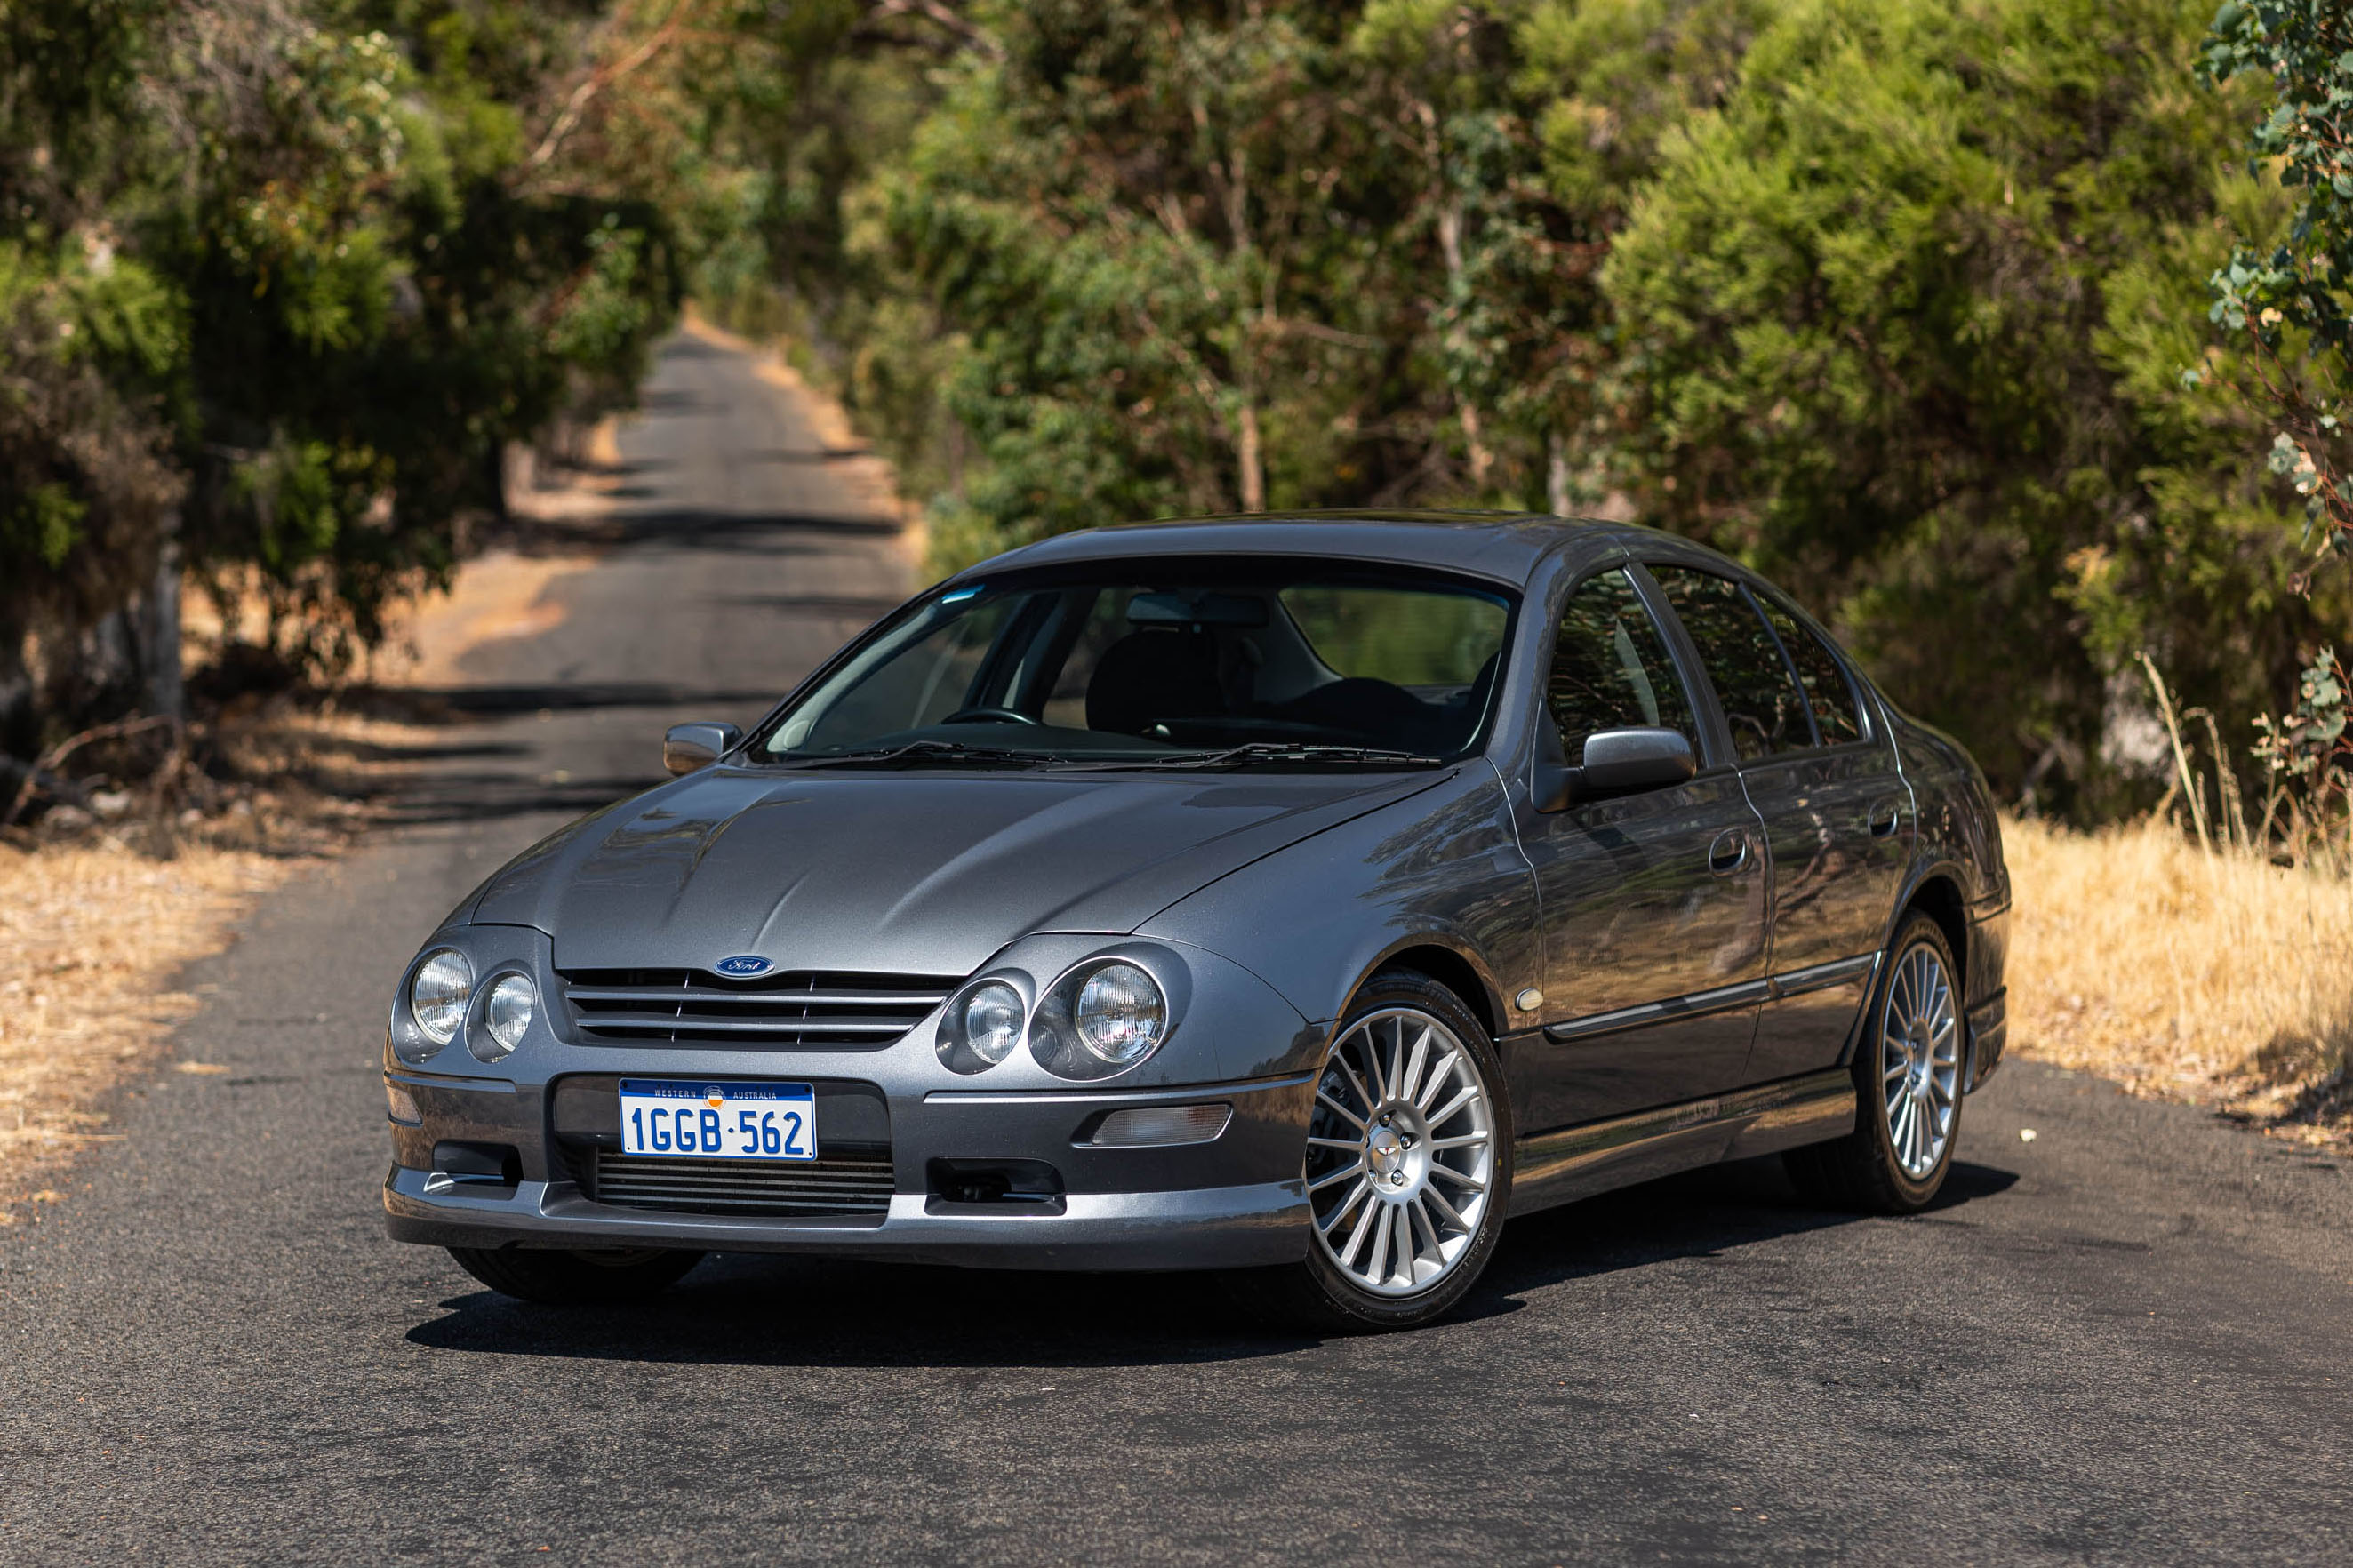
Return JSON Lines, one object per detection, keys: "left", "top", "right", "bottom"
{"left": 1306, "top": 1006, "right": 1497, "bottom": 1296}
{"left": 1227, "top": 968, "right": 1511, "bottom": 1332}
{"left": 1879, "top": 940, "right": 1959, "bottom": 1180}
{"left": 1786, "top": 911, "right": 1966, "bottom": 1212}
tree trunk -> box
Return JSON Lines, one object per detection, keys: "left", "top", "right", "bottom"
{"left": 1547, "top": 432, "right": 1571, "bottom": 516}
{"left": 1237, "top": 400, "right": 1265, "bottom": 512}
{"left": 1436, "top": 198, "right": 1493, "bottom": 490}
{"left": 143, "top": 517, "right": 184, "bottom": 724}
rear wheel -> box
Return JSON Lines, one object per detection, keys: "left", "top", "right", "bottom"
{"left": 1786, "top": 911, "right": 1965, "bottom": 1212}
{"left": 448, "top": 1245, "right": 704, "bottom": 1304}
{"left": 1229, "top": 969, "right": 1511, "bottom": 1332}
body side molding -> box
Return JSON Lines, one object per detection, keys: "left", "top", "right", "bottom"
{"left": 1540, "top": 979, "right": 1771, "bottom": 1045}
{"left": 1509, "top": 1068, "right": 1856, "bottom": 1215}
{"left": 1769, "top": 953, "right": 1879, "bottom": 998}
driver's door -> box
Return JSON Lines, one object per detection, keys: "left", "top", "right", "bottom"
{"left": 1512, "top": 566, "right": 1770, "bottom": 1132}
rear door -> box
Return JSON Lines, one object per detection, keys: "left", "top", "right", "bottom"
{"left": 1513, "top": 564, "right": 1771, "bottom": 1132}
{"left": 1642, "top": 565, "right": 1910, "bottom": 1084}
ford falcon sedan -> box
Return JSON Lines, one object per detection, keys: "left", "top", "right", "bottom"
{"left": 382, "top": 512, "right": 2009, "bottom": 1331}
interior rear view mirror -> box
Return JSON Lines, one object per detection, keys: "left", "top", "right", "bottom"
{"left": 1125, "top": 590, "right": 1270, "bottom": 627}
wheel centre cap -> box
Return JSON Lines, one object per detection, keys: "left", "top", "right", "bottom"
{"left": 1368, "top": 1127, "right": 1405, "bottom": 1177}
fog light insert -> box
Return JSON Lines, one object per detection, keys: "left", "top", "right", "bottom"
{"left": 1086, "top": 1102, "right": 1232, "bottom": 1148}
{"left": 386, "top": 1082, "right": 422, "bottom": 1126}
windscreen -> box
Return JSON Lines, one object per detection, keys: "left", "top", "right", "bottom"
{"left": 756, "top": 562, "right": 1513, "bottom": 767}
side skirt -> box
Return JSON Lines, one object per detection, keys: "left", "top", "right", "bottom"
{"left": 1508, "top": 1068, "right": 1856, "bottom": 1218}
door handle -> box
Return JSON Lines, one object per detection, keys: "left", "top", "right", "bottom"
{"left": 1708, "top": 828, "right": 1750, "bottom": 875}
{"left": 1868, "top": 799, "right": 1903, "bottom": 838}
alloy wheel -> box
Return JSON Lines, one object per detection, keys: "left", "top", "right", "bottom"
{"left": 1879, "top": 942, "right": 1960, "bottom": 1180}
{"left": 1305, "top": 1006, "right": 1497, "bottom": 1297}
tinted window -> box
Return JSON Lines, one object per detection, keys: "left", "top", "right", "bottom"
{"left": 798, "top": 594, "right": 1017, "bottom": 749}
{"left": 1547, "top": 568, "right": 1695, "bottom": 760}
{"left": 763, "top": 562, "right": 1514, "bottom": 763}
{"left": 1759, "top": 596, "right": 1863, "bottom": 746}
{"left": 1279, "top": 588, "right": 1507, "bottom": 688}
{"left": 1649, "top": 566, "right": 1812, "bottom": 761}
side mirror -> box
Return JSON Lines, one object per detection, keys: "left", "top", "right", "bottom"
{"left": 1578, "top": 727, "right": 1696, "bottom": 797}
{"left": 1534, "top": 725, "right": 1695, "bottom": 812}
{"left": 663, "top": 722, "right": 742, "bottom": 776}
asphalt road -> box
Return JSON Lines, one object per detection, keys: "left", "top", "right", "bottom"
{"left": 6, "top": 333, "right": 2351, "bottom": 1566}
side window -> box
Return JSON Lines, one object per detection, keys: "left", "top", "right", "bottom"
{"left": 1758, "top": 596, "right": 1864, "bottom": 746}
{"left": 1547, "top": 568, "right": 1696, "bottom": 760}
{"left": 1647, "top": 565, "right": 1813, "bottom": 761}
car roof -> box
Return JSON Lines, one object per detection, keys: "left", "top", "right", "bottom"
{"left": 957, "top": 510, "right": 1732, "bottom": 588}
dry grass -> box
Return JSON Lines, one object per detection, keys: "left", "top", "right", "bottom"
{"left": 0, "top": 841, "right": 291, "bottom": 1213}
{"left": 2005, "top": 812, "right": 2353, "bottom": 1140}
{"left": 0, "top": 437, "right": 618, "bottom": 1215}
{"left": 0, "top": 702, "right": 444, "bottom": 1214}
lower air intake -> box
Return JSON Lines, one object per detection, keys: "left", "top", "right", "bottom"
{"left": 587, "top": 1150, "right": 893, "bottom": 1220}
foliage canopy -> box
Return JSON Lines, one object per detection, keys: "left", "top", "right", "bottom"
{"left": 10, "top": 0, "right": 2352, "bottom": 822}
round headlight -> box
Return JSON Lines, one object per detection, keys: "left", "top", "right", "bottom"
{"left": 961, "top": 980, "right": 1025, "bottom": 1065}
{"left": 1074, "top": 962, "right": 1165, "bottom": 1064}
{"left": 409, "top": 949, "right": 473, "bottom": 1047}
{"left": 476, "top": 973, "right": 536, "bottom": 1060}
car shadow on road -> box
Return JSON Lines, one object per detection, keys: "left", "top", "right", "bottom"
{"left": 402, "top": 1157, "right": 2020, "bottom": 1370}
{"left": 1481, "top": 1156, "right": 2018, "bottom": 1305}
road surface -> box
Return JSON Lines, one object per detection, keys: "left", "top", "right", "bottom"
{"left": 5, "top": 332, "right": 2349, "bottom": 1565}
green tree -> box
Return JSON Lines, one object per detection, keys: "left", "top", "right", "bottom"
{"left": 784, "top": 0, "right": 1773, "bottom": 564}
{"left": 865, "top": 1, "right": 1413, "bottom": 560}
{"left": 0, "top": 0, "right": 690, "bottom": 756}
{"left": 2197, "top": 0, "right": 2353, "bottom": 556}
{"left": 1600, "top": 0, "right": 2342, "bottom": 811}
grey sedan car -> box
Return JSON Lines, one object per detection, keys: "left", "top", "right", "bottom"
{"left": 383, "top": 513, "right": 2009, "bottom": 1331}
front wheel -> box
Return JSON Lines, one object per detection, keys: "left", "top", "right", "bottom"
{"left": 1785, "top": 911, "right": 1965, "bottom": 1212}
{"left": 1229, "top": 969, "right": 1512, "bottom": 1332}
{"left": 448, "top": 1245, "right": 704, "bottom": 1304}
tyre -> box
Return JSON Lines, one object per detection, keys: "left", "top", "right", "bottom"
{"left": 448, "top": 1244, "right": 705, "bottom": 1304}
{"left": 1229, "top": 968, "right": 1513, "bottom": 1332}
{"left": 1786, "top": 911, "right": 1965, "bottom": 1212}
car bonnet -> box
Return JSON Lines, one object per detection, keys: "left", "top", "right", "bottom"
{"left": 468, "top": 765, "right": 1453, "bottom": 977}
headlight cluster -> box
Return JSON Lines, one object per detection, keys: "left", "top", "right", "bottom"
{"left": 936, "top": 958, "right": 1170, "bottom": 1078}
{"left": 400, "top": 948, "right": 536, "bottom": 1064}
{"left": 409, "top": 950, "right": 473, "bottom": 1047}
{"left": 958, "top": 981, "right": 1026, "bottom": 1065}
{"left": 1073, "top": 964, "right": 1165, "bottom": 1064}
{"left": 480, "top": 974, "right": 535, "bottom": 1060}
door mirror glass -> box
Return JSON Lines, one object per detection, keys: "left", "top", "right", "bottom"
{"left": 663, "top": 722, "right": 742, "bottom": 776}
{"left": 1577, "top": 727, "right": 1696, "bottom": 798}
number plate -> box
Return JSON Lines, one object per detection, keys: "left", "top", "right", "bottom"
{"left": 618, "top": 1080, "right": 816, "bottom": 1161}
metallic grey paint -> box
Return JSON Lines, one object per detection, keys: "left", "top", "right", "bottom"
{"left": 382, "top": 513, "right": 2010, "bottom": 1270}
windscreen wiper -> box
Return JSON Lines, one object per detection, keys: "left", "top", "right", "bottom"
{"left": 1051, "top": 742, "right": 1448, "bottom": 772}
{"left": 773, "top": 740, "right": 1059, "bottom": 769}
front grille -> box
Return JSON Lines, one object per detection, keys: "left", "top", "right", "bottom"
{"left": 559, "top": 968, "right": 956, "bottom": 1048}
{"left": 587, "top": 1149, "right": 895, "bottom": 1219}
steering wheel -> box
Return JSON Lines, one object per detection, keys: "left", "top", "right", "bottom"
{"left": 940, "top": 707, "right": 1043, "bottom": 726}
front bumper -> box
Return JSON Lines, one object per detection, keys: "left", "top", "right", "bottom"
{"left": 385, "top": 1168, "right": 1308, "bottom": 1270}
{"left": 383, "top": 1068, "right": 1317, "bottom": 1271}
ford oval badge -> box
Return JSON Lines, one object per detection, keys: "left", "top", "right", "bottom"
{"left": 714, "top": 955, "right": 772, "bottom": 978}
